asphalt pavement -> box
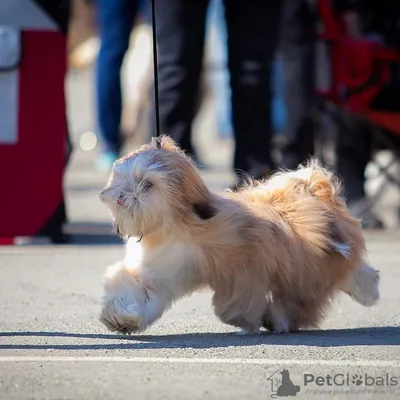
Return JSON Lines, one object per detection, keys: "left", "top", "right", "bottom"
{"left": 1, "top": 67, "right": 400, "bottom": 400}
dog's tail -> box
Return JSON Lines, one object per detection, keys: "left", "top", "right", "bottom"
{"left": 340, "top": 264, "right": 380, "bottom": 306}
{"left": 266, "top": 160, "right": 362, "bottom": 255}
{"left": 289, "top": 159, "right": 343, "bottom": 204}
{"left": 265, "top": 159, "right": 343, "bottom": 207}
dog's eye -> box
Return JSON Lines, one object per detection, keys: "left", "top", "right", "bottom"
{"left": 142, "top": 179, "right": 153, "bottom": 191}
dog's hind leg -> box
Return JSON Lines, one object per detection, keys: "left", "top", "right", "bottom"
{"left": 216, "top": 309, "right": 262, "bottom": 335}
{"left": 264, "top": 300, "right": 291, "bottom": 333}
{"left": 235, "top": 326, "right": 261, "bottom": 336}
{"left": 341, "top": 264, "right": 380, "bottom": 307}
{"left": 212, "top": 293, "right": 263, "bottom": 335}
{"left": 264, "top": 295, "right": 328, "bottom": 333}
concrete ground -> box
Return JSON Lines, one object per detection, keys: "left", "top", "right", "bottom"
{"left": 1, "top": 66, "right": 400, "bottom": 400}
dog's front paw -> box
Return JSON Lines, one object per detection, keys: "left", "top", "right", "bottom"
{"left": 100, "top": 297, "right": 145, "bottom": 335}
{"left": 100, "top": 312, "right": 141, "bottom": 335}
{"left": 264, "top": 301, "right": 291, "bottom": 334}
{"left": 235, "top": 327, "right": 261, "bottom": 336}
{"left": 270, "top": 315, "right": 290, "bottom": 334}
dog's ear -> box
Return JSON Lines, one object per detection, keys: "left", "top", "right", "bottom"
{"left": 152, "top": 136, "right": 162, "bottom": 149}
{"left": 192, "top": 200, "right": 217, "bottom": 220}
{"left": 151, "top": 135, "right": 180, "bottom": 152}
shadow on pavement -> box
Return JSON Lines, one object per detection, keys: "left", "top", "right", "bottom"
{"left": 1, "top": 327, "right": 400, "bottom": 350}
{"left": 66, "top": 234, "right": 122, "bottom": 245}
{"left": 63, "top": 221, "right": 123, "bottom": 245}
{"left": 67, "top": 184, "right": 105, "bottom": 193}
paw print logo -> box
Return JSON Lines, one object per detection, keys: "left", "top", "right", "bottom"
{"left": 351, "top": 374, "right": 363, "bottom": 386}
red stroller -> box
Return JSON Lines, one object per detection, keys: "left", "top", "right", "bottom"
{"left": 316, "top": 0, "right": 400, "bottom": 223}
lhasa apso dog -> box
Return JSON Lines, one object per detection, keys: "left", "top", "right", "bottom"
{"left": 99, "top": 136, "right": 379, "bottom": 335}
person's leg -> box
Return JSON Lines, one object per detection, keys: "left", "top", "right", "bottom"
{"left": 138, "top": 0, "right": 152, "bottom": 25}
{"left": 224, "top": 0, "right": 281, "bottom": 182}
{"left": 150, "top": 0, "right": 209, "bottom": 156}
{"left": 207, "top": 0, "right": 232, "bottom": 140}
{"left": 279, "top": 0, "right": 316, "bottom": 170}
{"left": 96, "top": 0, "right": 138, "bottom": 166}
{"left": 337, "top": 130, "right": 368, "bottom": 202}
{"left": 336, "top": 123, "right": 383, "bottom": 229}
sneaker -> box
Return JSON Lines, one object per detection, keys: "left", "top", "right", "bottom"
{"left": 360, "top": 212, "right": 384, "bottom": 230}
{"left": 348, "top": 198, "right": 384, "bottom": 230}
{"left": 95, "top": 151, "right": 118, "bottom": 172}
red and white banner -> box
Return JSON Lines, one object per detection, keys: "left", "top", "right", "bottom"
{"left": 0, "top": 0, "right": 68, "bottom": 243}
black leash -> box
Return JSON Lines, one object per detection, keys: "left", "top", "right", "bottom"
{"left": 150, "top": 0, "right": 161, "bottom": 137}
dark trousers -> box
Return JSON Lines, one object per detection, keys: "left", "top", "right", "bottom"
{"left": 336, "top": 124, "right": 372, "bottom": 201}
{"left": 279, "top": 0, "right": 316, "bottom": 170}
{"left": 152, "top": 0, "right": 281, "bottom": 177}
{"left": 96, "top": 0, "right": 139, "bottom": 154}
{"left": 279, "top": 0, "right": 372, "bottom": 202}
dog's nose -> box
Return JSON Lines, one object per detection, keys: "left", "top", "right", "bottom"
{"left": 99, "top": 187, "right": 110, "bottom": 201}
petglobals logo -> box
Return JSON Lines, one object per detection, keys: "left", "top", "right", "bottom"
{"left": 267, "top": 369, "right": 301, "bottom": 398}
{"left": 304, "top": 372, "right": 398, "bottom": 387}
{"left": 303, "top": 372, "right": 399, "bottom": 396}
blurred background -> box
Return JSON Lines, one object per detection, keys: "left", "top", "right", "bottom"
{"left": 2, "top": 0, "right": 400, "bottom": 245}
{"left": 66, "top": 0, "right": 237, "bottom": 244}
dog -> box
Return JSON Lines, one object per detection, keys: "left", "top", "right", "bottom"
{"left": 99, "top": 135, "right": 380, "bottom": 335}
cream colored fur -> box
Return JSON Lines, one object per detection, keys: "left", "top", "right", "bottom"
{"left": 99, "top": 136, "right": 380, "bottom": 335}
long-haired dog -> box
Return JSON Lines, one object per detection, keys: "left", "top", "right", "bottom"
{"left": 99, "top": 136, "right": 379, "bottom": 335}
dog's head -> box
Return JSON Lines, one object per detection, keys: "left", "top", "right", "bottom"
{"left": 100, "top": 136, "right": 216, "bottom": 239}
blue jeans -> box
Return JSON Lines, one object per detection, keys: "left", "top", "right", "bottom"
{"left": 95, "top": 0, "right": 139, "bottom": 154}
{"left": 272, "top": 54, "right": 286, "bottom": 134}
{"left": 207, "top": 0, "right": 233, "bottom": 139}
